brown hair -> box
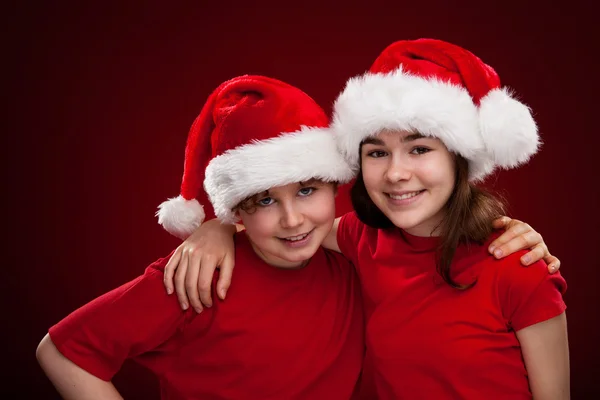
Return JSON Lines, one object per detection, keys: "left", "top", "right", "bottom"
{"left": 351, "top": 151, "right": 506, "bottom": 289}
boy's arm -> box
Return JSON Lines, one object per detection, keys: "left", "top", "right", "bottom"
{"left": 40, "top": 263, "right": 193, "bottom": 394}
{"left": 516, "top": 313, "right": 570, "bottom": 399}
{"left": 490, "top": 217, "right": 561, "bottom": 272}
{"left": 36, "top": 334, "right": 124, "bottom": 400}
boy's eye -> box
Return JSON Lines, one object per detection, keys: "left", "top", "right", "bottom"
{"left": 298, "top": 187, "right": 315, "bottom": 196}
{"left": 257, "top": 197, "right": 274, "bottom": 206}
{"left": 410, "top": 146, "right": 430, "bottom": 155}
{"left": 366, "top": 150, "right": 387, "bottom": 158}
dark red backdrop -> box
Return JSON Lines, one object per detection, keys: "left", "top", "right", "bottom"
{"left": 7, "top": 0, "right": 598, "bottom": 398}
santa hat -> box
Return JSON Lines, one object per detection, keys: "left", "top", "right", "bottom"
{"left": 332, "top": 38, "right": 540, "bottom": 181}
{"left": 157, "top": 75, "right": 354, "bottom": 239}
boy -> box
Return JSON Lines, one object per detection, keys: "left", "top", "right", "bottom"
{"left": 36, "top": 75, "right": 364, "bottom": 399}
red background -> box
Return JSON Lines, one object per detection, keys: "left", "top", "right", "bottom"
{"left": 7, "top": 1, "right": 598, "bottom": 398}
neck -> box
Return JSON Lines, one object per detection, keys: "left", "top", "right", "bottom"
{"left": 248, "top": 237, "right": 310, "bottom": 270}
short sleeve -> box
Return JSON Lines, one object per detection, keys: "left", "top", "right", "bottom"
{"left": 497, "top": 254, "right": 567, "bottom": 332}
{"left": 337, "top": 212, "right": 366, "bottom": 266}
{"left": 49, "top": 255, "right": 194, "bottom": 381}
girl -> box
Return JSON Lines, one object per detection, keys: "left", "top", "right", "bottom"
{"left": 36, "top": 75, "right": 364, "bottom": 399}
{"left": 164, "top": 39, "right": 568, "bottom": 399}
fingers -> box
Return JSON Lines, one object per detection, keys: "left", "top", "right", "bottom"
{"left": 185, "top": 249, "right": 203, "bottom": 314}
{"left": 490, "top": 229, "right": 541, "bottom": 259}
{"left": 174, "top": 250, "right": 190, "bottom": 311}
{"left": 491, "top": 215, "right": 512, "bottom": 229}
{"left": 216, "top": 254, "right": 235, "bottom": 301}
{"left": 198, "top": 255, "right": 218, "bottom": 308}
{"left": 519, "top": 243, "right": 548, "bottom": 265}
{"left": 163, "top": 247, "right": 182, "bottom": 295}
{"left": 488, "top": 219, "right": 532, "bottom": 257}
{"left": 520, "top": 244, "right": 561, "bottom": 273}
{"left": 544, "top": 255, "right": 561, "bottom": 274}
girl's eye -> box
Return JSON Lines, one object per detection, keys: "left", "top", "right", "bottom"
{"left": 298, "top": 187, "right": 315, "bottom": 196}
{"left": 410, "top": 146, "right": 431, "bottom": 155}
{"left": 257, "top": 197, "right": 275, "bottom": 206}
{"left": 367, "top": 150, "right": 387, "bottom": 158}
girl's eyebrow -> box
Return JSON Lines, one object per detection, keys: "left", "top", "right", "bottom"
{"left": 362, "top": 133, "right": 426, "bottom": 146}
{"left": 362, "top": 137, "right": 384, "bottom": 145}
{"left": 402, "top": 133, "right": 426, "bottom": 142}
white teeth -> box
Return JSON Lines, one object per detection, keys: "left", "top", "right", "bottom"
{"left": 284, "top": 233, "right": 309, "bottom": 241}
{"left": 388, "top": 191, "right": 422, "bottom": 200}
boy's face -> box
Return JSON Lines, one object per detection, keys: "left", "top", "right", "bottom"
{"left": 238, "top": 180, "right": 336, "bottom": 269}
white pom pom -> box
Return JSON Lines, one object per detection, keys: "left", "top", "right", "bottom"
{"left": 479, "top": 88, "right": 540, "bottom": 169}
{"left": 156, "top": 195, "right": 205, "bottom": 239}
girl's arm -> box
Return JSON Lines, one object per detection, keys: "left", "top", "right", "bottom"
{"left": 516, "top": 312, "right": 570, "bottom": 399}
{"left": 164, "top": 216, "right": 561, "bottom": 311}
{"left": 320, "top": 217, "right": 341, "bottom": 253}
{"left": 36, "top": 334, "right": 124, "bottom": 400}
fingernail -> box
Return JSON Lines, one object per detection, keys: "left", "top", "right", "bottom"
{"left": 522, "top": 255, "right": 531, "bottom": 265}
{"left": 494, "top": 249, "right": 503, "bottom": 258}
{"left": 205, "top": 303, "right": 212, "bottom": 308}
{"left": 488, "top": 245, "right": 496, "bottom": 254}
{"left": 181, "top": 303, "right": 188, "bottom": 310}
{"left": 219, "top": 289, "right": 227, "bottom": 300}
{"left": 166, "top": 288, "right": 173, "bottom": 295}
{"left": 194, "top": 308, "right": 203, "bottom": 314}
{"left": 550, "top": 265, "right": 557, "bottom": 273}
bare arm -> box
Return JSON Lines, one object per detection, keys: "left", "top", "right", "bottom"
{"left": 163, "top": 215, "right": 560, "bottom": 311}
{"left": 516, "top": 312, "right": 570, "bottom": 399}
{"left": 36, "top": 334, "right": 123, "bottom": 400}
{"left": 163, "top": 219, "right": 238, "bottom": 313}
{"left": 320, "top": 217, "right": 341, "bottom": 253}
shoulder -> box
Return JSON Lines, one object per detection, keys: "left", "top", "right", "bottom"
{"left": 322, "top": 246, "right": 354, "bottom": 268}
{"left": 337, "top": 211, "right": 378, "bottom": 249}
{"left": 338, "top": 211, "right": 366, "bottom": 235}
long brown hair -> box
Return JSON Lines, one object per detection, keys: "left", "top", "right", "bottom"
{"left": 351, "top": 151, "right": 505, "bottom": 289}
{"left": 435, "top": 156, "right": 506, "bottom": 288}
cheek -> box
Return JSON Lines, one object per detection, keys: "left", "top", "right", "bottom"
{"left": 240, "top": 211, "right": 277, "bottom": 239}
{"left": 361, "top": 161, "right": 382, "bottom": 192}
{"left": 309, "top": 191, "right": 337, "bottom": 222}
{"left": 422, "top": 155, "right": 455, "bottom": 194}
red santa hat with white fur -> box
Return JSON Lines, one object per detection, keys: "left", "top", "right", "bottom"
{"left": 156, "top": 75, "right": 354, "bottom": 239}
{"left": 332, "top": 38, "right": 540, "bottom": 181}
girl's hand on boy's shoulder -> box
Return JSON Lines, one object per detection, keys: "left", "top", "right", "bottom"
{"left": 163, "top": 219, "right": 237, "bottom": 314}
{"left": 489, "top": 216, "right": 560, "bottom": 274}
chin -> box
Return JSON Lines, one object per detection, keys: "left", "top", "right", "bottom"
{"left": 387, "top": 213, "right": 427, "bottom": 232}
{"left": 280, "top": 244, "right": 321, "bottom": 262}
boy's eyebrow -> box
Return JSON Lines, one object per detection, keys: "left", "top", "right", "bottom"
{"left": 299, "top": 178, "right": 318, "bottom": 186}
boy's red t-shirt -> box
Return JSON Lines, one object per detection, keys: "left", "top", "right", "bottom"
{"left": 50, "top": 232, "right": 364, "bottom": 399}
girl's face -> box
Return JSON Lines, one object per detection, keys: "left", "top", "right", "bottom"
{"left": 237, "top": 180, "right": 336, "bottom": 269}
{"left": 361, "top": 129, "right": 456, "bottom": 237}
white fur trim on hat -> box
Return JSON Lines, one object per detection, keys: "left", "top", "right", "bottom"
{"left": 479, "top": 88, "right": 540, "bottom": 168}
{"left": 204, "top": 126, "right": 355, "bottom": 224}
{"left": 156, "top": 195, "right": 205, "bottom": 239}
{"left": 332, "top": 67, "right": 494, "bottom": 181}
